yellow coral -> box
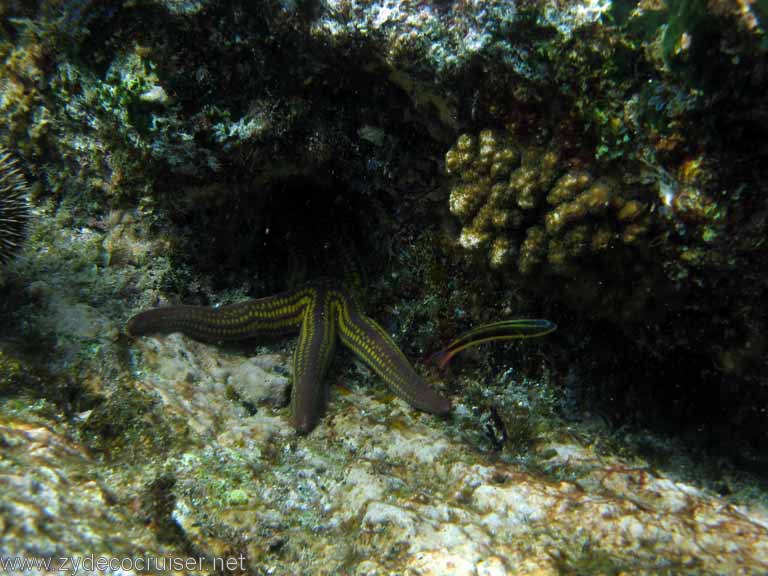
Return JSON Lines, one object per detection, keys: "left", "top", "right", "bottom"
{"left": 547, "top": 170, "right": 593, "bottom": 205}
{"left": 445, "top": 129, "right": 653, "bottom": 274}
{"left": 519, "top": 226, "right": 546, "bottom": 275}
{"left": 489, "top": 237, "right": 514, "bottom": 268}
{"left": 545, "top": 178, "right": 615, "bottom": 235}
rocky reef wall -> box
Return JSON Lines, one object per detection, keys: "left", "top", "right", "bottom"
{"left": 1, "top": 0, "right": 768, "bottom": 572}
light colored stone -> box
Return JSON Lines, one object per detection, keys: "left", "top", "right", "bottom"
{"left": 0, "top": 419, "right": 173, "bottom": 563}
{"left": 215, "top": 357, "right": 290, "bottom": 407}
{"left": 121, "top": 334, "right": 768, "bottom": 575}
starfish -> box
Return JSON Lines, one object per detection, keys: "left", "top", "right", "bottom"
{"left": 127, "top": 278, "right": 451, "bottom": 433}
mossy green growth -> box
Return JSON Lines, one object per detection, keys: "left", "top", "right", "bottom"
{"left": 758, "top": 0, "right": 768, "bottom": 49}
{"left": 171, "top": 446, "right": 270, "bottom": 524}
{"left": 0, "top": 347, "right": 57, "bottom": 409}
{"left": 42, "top": 44, "right": 203, "bottom": 204}
{"left": 658, "top": 0, "right": 708, "bottom": 68}
{"left": 80, "top": 381, "right": 191, "bottom": 461}
{"left": 552, "top": 540, "right": 698, "bottom": 575}
{"left": 0, "top": 36, "right": 47, "bottom": 152}
{"left": 0, "top": 349, "right": 26, "bottom": 393}
{"left": 0, "top": 344, "right": 76, "bottom": 423}
{"left": 450, "top": 361, "right": 561, "bottom": 460}
{"left": 617, "top": 0, "right": 757, "bottom": 85}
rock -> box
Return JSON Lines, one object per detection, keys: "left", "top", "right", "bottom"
{"left": 216, "top": 357, "right": 290, "bottom": 408}
{"left": 0, "top": 418, "right": 174, "bottom": 563}
{"left": 127, "top": 337, "right": 768, "bottom": 574}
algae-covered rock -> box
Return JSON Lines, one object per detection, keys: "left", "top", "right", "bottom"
{"left": 0, "top": 417, "right": 179, "bottom": 566}
{"left": 129, "top": 342, "right": 768, "bottom": 574}
{"left": 0, "top": 1, "right": 767, "bottom": 573}
{"left": 2, "top": 319, "right": 768, "bottom": 574}
{"left": 122, "top": 339, "right": 768, "bottom": 574}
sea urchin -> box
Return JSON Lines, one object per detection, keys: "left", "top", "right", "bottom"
{"left": 0, "top": 148, "right": 30, "bottom": 264}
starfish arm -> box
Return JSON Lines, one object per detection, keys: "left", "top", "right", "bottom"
{"left": 291, "top": 285, "right": 337, "bottom": 434}
{"left": 333, "top": 287, "right": 451, "bottom": 416}
{"left": 127, "top": 278, "right": 450, "bottom": 433}
{"left": 126, "top": 287, "right": 312, "bottom": 341}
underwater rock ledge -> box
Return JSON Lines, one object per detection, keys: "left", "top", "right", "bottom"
{"left": 3, "top": 334, "right": 768, "bottom": 575}
{"left": 0, "top": 0, "right": 767, "bottom": 573}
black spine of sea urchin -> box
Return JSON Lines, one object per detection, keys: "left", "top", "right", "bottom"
{"left": 0, "top": 148, "right": 30, "bottom": 264}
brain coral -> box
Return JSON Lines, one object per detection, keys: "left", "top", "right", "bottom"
{"left": 445, "top": 129, "right": 652, "bottom": 275}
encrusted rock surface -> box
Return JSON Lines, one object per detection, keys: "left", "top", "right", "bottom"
{"left": 90, "top": 334, "right": 768, "bottom": 574}
{"left": 0, "top": 418, "right": 175, "bottom": 566}
{"left": 1, "top": 282, "right": 767, "bottom": 574}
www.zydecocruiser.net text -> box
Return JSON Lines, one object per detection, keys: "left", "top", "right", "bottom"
{"left": 0, "top": 554, "right": 247, "bottom": 573}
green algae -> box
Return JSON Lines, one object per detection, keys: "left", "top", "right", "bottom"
{"left": 80, "top": 381, "right": 192, "bottom": 461}
{"left": 0, "top": 349, "right": 27, "bottom": 394}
